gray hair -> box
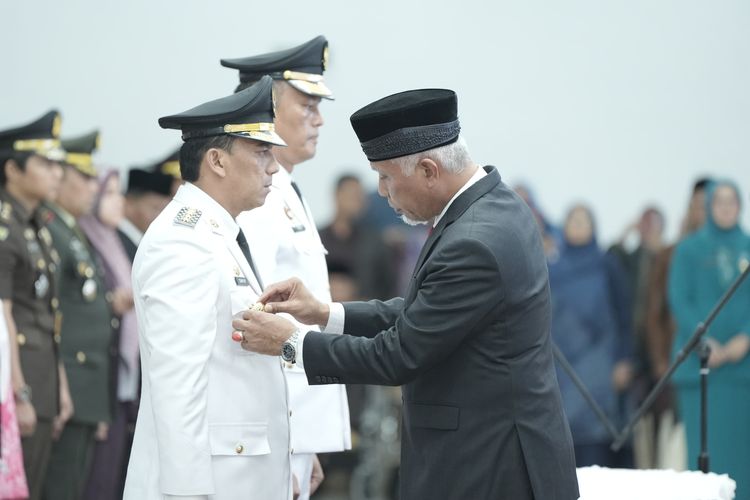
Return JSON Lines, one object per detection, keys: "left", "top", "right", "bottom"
{"left": 390, "top": 135, "right": 470, "bottom": 177}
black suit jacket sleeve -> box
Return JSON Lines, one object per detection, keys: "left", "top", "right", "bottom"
{"left": 303, "top": 237, "right": 502, "bottom": 386}
{"left": 339, "top": 297, "right": 404, "bottom": 338}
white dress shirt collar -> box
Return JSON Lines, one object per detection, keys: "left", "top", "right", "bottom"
{"left": 433, "top": 166, "right": 487, "bottom": 227}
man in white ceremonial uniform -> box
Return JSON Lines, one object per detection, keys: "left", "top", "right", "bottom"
{"left": 222, "top": 36, "right": 351, "bottom": 499}
{"left": 123, "top": 76, "right": 293, "bottom": 500}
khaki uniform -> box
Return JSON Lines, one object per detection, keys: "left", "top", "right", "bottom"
{"left": 0, "top": 189, "right": 61, "bottom": 500}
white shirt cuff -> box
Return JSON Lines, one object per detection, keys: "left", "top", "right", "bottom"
{"left": 323, "top": 302, "right": 345, "bottom": 334}
{"left": 295, "top": 329, "right": 308, "bottom": 369}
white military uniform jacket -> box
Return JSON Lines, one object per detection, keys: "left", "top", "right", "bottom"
{"left": 124, "top": 183, "right": 292, "bottom": 500}
{"left": 237, "top": 167, "right": 351, "bottom": 454}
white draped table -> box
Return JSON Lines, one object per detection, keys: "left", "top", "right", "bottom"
{"left": 577, "top": 466, "right": 736, "bottom": 500}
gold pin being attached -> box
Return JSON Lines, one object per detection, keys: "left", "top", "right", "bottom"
{"left": 233, "top": 266, "right": 241, "bottom": 277}
{"left": 250, "top": 302, "right": 265, "bottom": 312}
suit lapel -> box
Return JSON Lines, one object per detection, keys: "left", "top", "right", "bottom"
{"left": 411, "top": 166, "right": 501, "bottom": 278}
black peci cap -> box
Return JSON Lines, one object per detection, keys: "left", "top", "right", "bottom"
{"left": 221, "top": 35, "right": 333, "bottom": 99}
{"left": 125, "top": 168, "right": 173, "bottom": 196}
{"left": 159, "top": 75, "right": 286, "bottom": 146}
{"left": 350, "top": 89, "right": 460, "bottom": 162}
{"left": 0, "top": 110, "right": 65, "bottom": 161}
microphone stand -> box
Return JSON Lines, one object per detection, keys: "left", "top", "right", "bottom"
{"left": 611, "top": 262, "right": 750, "bottom": 473}
{"left": 552, "top": 343, "right": 619, "bottom": 441}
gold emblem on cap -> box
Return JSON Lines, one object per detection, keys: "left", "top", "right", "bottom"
{"left": 234, "top": 266, "right": 241, "bottom": 277}
{"left": 322, "top": 45, "right": 329, "bottom": 71}
{"left": 52, "top": 114, "right": 62, "bottom": 138}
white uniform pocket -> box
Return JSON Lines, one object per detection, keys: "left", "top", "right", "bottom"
{"left": 208, "top": 422, "right": 271, "bottom": 456}
{"left": 229, "top": 289, "right": 260, "bottom": 356}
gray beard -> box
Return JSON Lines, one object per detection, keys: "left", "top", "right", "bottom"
{"left": 401, "top": 214, "right": 431, "bottom": 226}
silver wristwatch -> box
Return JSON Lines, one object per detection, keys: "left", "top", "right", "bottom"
{"left": 281, "top": 329, "right": 301, "bottom": 364}
{"left": 15, "top": 384, "right": 32, "bottom": 404}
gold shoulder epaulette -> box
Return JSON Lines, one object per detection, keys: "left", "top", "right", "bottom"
{"left": 173, "top": 206, "right": 202, "bottom": 228}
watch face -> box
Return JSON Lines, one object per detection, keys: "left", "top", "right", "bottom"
{"left": 281, "top": 342, "right": 296, "bottom": 362}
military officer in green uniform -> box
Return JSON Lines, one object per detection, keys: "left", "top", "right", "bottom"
{"left": 42, "top": 130, "right": 115, "bottom": 500}
{"left": 0, "top": 110, "right": 74, "bottom": 500}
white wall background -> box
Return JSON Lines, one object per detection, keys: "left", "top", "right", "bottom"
{"left": 2, "top": 0, "right": 749, "bottom": 244}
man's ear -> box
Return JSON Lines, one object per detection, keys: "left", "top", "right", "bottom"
{"left": 204, "top": 148, "right": 228, "bottom": 179}
{"left": 3, "top": 158, "right": 22, "bottom": 184}
{"left": 418, "top": 158, "right": 439, "bottom": 187}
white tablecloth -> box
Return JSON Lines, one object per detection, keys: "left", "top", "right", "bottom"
{"left": 577, "top": 466, "right": 736, "bottom": 500}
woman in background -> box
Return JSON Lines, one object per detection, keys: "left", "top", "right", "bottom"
{"left": 0, "top": 306, "right": 29, "bottom": 499}
{"left": 669, "top": 180, "right": 750, "bottom": 499}
{"left": 78, "top": 170, "right": 138, "bottom": 500}
{"left": 548, "top": 204, "right": 633, "bottom": 467}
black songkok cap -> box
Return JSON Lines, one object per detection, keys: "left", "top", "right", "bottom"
{"left": 61, "top": 130, "right": 100, "bottom": 177}
{"left": 126, "top": 168, "right": 173, "bottom": 196}
{"left": 350, "top": 89, "right": 460, "bottom": 162}
{"left": 0, "top": 110, "right": 65, "bottom": 161}
{"left": 158, "top": 76, "right": 286, "bottom": 146}
{"left": 221, "top": 35, "right": 333, "bottom": 99}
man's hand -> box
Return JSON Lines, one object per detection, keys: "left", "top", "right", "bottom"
{"left": 16, "top": 399, "right": 37, "bottom": 437}
{"left": 232, "top": 310, "right": 297, "bottom": 356}
{"left": 259, "top": 278, "right": 330, "bottom": 327}
{"left": 310, "top": 454, "right": 325, "bottom": 495}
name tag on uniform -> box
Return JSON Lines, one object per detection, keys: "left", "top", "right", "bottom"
{"left": 234, "top": 276, "right": 249, "bottom": 286}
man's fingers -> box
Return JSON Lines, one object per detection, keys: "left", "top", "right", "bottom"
{"left": 259, "top": 279, "right": 295, "bottom": 304}
{"left": 263, "top": 301, "right": 293, "bottom": 315}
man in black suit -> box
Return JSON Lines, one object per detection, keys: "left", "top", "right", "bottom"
{"left": 117, "top": 168, "right": 172, "bottom": 262}
{"left": 234, "top": 89, "right": 579, "bottom": 500}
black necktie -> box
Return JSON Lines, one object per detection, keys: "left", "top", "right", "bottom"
{"left": 236, "top": 228, "right": 264, "bottom": 289}
{"left": 290, "top": 180, "right": 304, "bottom": 205}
